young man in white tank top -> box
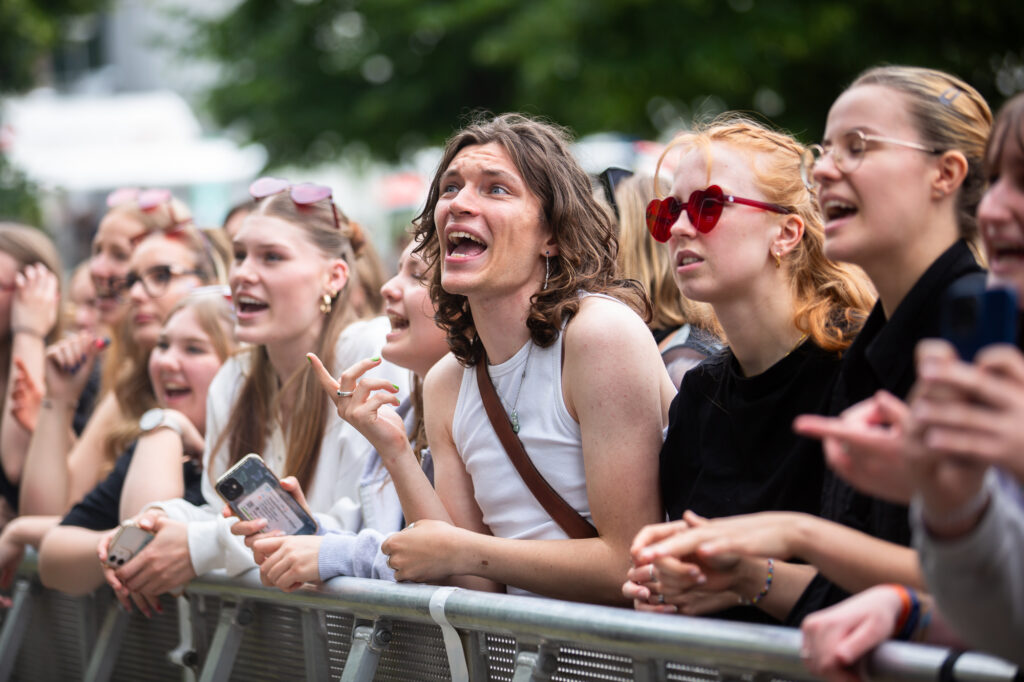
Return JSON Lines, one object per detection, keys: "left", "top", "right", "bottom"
{"left": 377, "top": 114, "right": 676, "bottom": 603}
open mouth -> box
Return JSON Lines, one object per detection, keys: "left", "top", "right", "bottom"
{"left": 388, "top": 312, "right": 409, "bottom": 331}
{"left": 990, "top": 243, "right": 1024, "bottom": 264}
{"left": 823, "top": 199, "right": 857, "bottom": 222}
{"left": 235, "top": 294, "right": 269, "bottom": 314}
{"left": 676, "top": 252, "right": 704, "bottom": 268}
{"left": 446, "top": 231, "right": 487, "bottom": 259}
{"left": 162, "top": 384, "right": 192, "bottom": 400}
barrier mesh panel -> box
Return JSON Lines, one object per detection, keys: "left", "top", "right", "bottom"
{"left": 111, "top": 594, "right": 186, "bottom": 681}
{"left": 666, "top": 661, "right": 728, "bottom": 682}
{"left": 12, "top": 589, "right": 93, "bottom": 681}
{"left": 483, "top": 633, "right": 517, "bottom": 681}
{"left": 553, "top": 645, "right": 634, "bottom": 681}
{"left": 324, "top": 611, "right": 355, "bottom": 680}
{"left": 374, "top": 619, "right": 451, "bottom": 680}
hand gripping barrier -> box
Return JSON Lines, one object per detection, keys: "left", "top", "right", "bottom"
{"left": 0, "top": 554, "right": 1019, "bottom": 682}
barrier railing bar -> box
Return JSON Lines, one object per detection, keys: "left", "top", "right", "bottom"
{"left": 82, "top": 603, "right": 130, "bottom": 682}
{"left": 301, "top": 607, "right": 330, "bottom": 681}
{"left": 197, "top": 601, "right": 251, "bottom": 682}
{"left": 13, "top": 557, "right": 1021, "bottom": 682}
{"left": 0, "top": 579, "right": 34, "bottom": 682}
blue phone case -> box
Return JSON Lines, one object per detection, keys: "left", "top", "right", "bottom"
{"left": 941, "top": 280, "right": 1018, "bottom": 361}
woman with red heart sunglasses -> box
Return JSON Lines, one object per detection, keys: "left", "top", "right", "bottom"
{"left": 624, "top": 116, "right": 875, "bottom": 622}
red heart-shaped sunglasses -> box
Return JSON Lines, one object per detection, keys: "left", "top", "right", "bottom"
{"left": 645, "top": 185, "right": 792, "bottom": 242}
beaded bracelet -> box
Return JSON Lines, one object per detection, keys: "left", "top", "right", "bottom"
{"left": 890, "top": 584, "right": 922, "bottom": 640}
{"left": 740, "top": 558, "right": 774, "bottom": 606}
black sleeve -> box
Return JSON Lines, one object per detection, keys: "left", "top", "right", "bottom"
{"left": 60, "top": 443, "right": 136, "bottom": 531}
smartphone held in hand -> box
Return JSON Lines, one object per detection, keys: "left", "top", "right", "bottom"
{"left": 941, "top": 279, "right": 1018, "bottom": 361}
{"left": 106, "top": 523, "right": 155, "bottom": 568}
{"left": 215, "top": 453, "right": 318, "bottom": 535}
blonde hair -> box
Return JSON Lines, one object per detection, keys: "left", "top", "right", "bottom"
{"left": 655, "top": 115, "right": 876, "bottom": 352}
{"left": 105, "top": 225, "right": 231, "bottom": 464}
{"left": 212, "top": 192, "right": 362, "bottom": 492}
{"left": 850, "top": 65, "right": 992, "bottom": 243}
{"left": 0, "top": 223, "right": 65, "bottom": 344}
{"left": 609, "top": 174, "right": 716, "bottom": 333}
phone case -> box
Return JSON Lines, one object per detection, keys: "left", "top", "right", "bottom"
{"left": 941, "top": 281, "right": 1019, "bottom": 361}
{"left": 215, "top": 453, "right": 318, "bottom": 535}
{"left": 106, "top": 524, "right": 154, "bottom": 568}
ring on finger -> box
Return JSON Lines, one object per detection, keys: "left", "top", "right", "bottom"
{"left": 657, "top": 593, "right": 666, "bottom": 605}
{"left": 337, "top": 389, "right": 355, "bottom": 398}
{"left": 649, "top": 565, "right": 656, "bottom": 582}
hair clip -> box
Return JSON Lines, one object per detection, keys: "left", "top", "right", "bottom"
{"left": 938, "top": 87, "right": 962, "bottom": 107}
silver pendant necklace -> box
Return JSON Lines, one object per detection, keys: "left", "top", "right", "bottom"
{"left": 497, "top": 342, "right": 533, "bottom": 434}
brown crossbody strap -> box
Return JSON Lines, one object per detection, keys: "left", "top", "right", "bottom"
{"left": 475, "top": 356, "right": 598, "bottom": 539}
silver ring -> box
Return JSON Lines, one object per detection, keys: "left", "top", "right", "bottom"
{"left": 336, "top": 389, "right": 354, "bottom": 398}
{"left": 657, "top": 593, "right": 666, "bottom": 605}
{"left": 648, "top": 565, "right": 655, "bottom": 582}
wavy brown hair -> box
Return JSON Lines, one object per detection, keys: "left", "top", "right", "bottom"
{"left": 210, "top": 192, "right": 362, "bottom": 492}
{"left": 655, "top": 116, "right": 876, "bottom": 352}
{"left": 985, "top": 92, "right": 1024, "bottom": 182}
{"left": 413, "top": 112, "right": 649, "bottom": 366}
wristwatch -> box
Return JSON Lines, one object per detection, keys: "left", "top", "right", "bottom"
{"left": 139, "top": 408, "right": 183, "bottom": 437}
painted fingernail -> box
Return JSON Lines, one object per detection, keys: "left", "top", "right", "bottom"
{"left": 370, "top": 356, "right": 380, "bottom": 362}
{"left": 392, "top": 383, "right": 400, "bottom": 391}
{"left": 95, "top": 337, "right": 111, "bottom": 349}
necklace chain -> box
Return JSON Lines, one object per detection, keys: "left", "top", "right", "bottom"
{"left": 495, "top": 342, "right": 533, "bottom": 434}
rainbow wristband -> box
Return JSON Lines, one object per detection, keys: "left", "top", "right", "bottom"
{"left": 747, "top": 558, "right": 774, "bottom": 606}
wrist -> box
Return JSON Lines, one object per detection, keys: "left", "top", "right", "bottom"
{"left": 919, "top": 482, "right": 990, "bottom": 539}
{"left": 41, "top": 396, "right": 77, "bottom": 412}
{"left": 738, "top": 558, "right": 774, "bottom": 606}
{"left": 10, "top": 325, "right": 46, "bottom": 339}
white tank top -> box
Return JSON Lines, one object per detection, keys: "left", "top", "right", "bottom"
{"left": 453, "top": 324, "right": 598, "bottom": 595}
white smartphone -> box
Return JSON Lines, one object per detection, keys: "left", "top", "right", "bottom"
{"left": 105, "top": 523, "right": 155, "bottom": 568}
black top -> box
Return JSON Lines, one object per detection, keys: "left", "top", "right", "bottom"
{"left": 60, "top": 442, "right": 204, "bottom": 531}
{"left": 660, "top": 339, "right": 842, "bottom": 623}
{"left": 661, "top": 340, "right": 839, "bottom": 520}
{"left": 789, "top": 239, "right": 985, "bottom": 624}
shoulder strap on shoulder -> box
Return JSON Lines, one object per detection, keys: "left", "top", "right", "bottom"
{"left": 475, "top": 355, "right": 598, "bottom": 539}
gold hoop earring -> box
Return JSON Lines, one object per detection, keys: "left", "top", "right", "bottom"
{"left": 773, "top": 251, "right": 782, "bottom": 269}
{"left": 320, "top": 293, "right": 333, "bottom": 314}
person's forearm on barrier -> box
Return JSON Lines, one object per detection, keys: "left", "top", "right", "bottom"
{"left": 37, "top": 525, "right": 108, "bottom": 594}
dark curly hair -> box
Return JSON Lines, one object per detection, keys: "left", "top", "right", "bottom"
{"left": 413, "top": 112, "right": 650, "bottom": 366}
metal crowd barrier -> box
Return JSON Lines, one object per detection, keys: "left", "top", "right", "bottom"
{"left": 0, "top": 553, "right": 1019, "bottom": 682}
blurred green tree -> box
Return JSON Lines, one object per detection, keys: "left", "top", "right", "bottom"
{"left": 192, "top": 0, "right": 1024, "bottom": 165}
{"left": 0, "top": 0, "right": 107, "bottom": 223}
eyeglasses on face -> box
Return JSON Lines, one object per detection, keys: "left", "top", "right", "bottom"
{"left": 645, "top": 185, "right": 792, "bottom": 242}
{"left": 117, "top": 264, "right": 203, "bottom": 301}
{"left": 249, "top": 176, "right": 341, "bottom": 229}
{"left": 800, "top": 130, "right": 943, "bottom": 190}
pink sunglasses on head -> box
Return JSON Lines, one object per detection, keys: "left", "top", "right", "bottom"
{"left": 106, "top": 188, "right": 172, "bottom": 212}
{"left": 249, "top": 177, "right": 340, "bottom": 229}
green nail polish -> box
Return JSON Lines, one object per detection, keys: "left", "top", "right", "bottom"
{"left": 371, "top": 356, "right": 380, "bottom": 362}
{"left": 392, "top": 383, "right": 400, "bottom": 391}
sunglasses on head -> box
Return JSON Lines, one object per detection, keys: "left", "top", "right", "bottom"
{"left": 597, "top": 167, "right": 634, "bottom": 220}
{"left": 645, "top": 185, "right": 793, "bottom": 242}
{"left": 106, "top": 188, "right": 173, "bottom": 212}
{"left": 249, "top": 177, "right": 340, "bottom": 229}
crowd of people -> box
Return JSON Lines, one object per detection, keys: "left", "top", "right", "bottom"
{"left": 0, "top": 63, "right": 1022, "bottom": 678}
